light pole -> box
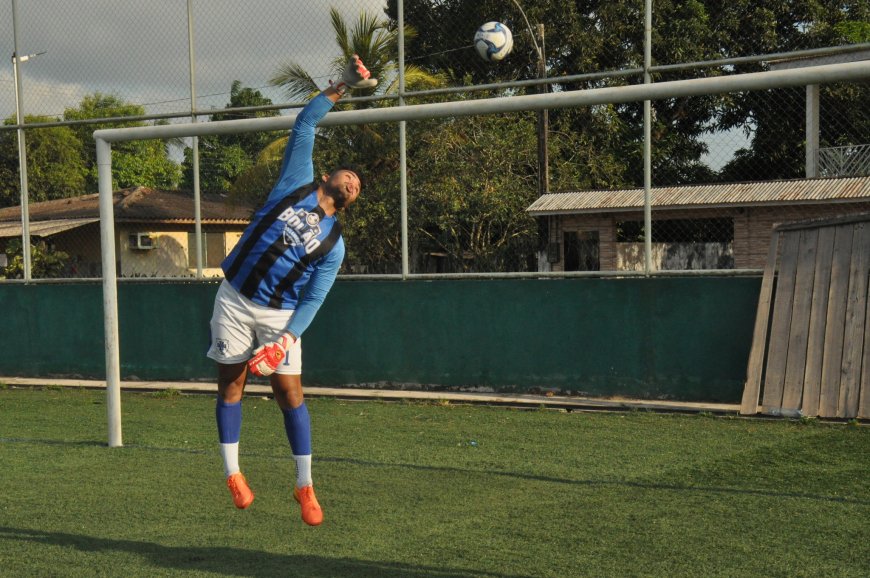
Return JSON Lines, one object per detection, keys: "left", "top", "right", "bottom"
{"left": 11, "top": 50, "right": 45, "bottom": 281}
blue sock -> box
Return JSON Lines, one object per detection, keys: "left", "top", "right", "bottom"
{"left": 216, "top": 398, "right": 242, "bottom": 444}
{"left": 282, "top": 403, "right": 311, "bottom": 455}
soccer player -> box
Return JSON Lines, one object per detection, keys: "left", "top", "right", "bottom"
{"left": 206, "top": 54, "right": 377, "bottom": 526}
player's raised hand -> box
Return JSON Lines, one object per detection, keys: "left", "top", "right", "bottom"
{"left": 335, "top": 54, "right": 378, "bottom": 93}
{"left": 248, "top": 333, "right": 294, "bottom": 377}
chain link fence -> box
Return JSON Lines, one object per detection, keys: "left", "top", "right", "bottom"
{"left": 1, "top": 0, "right": 868, "bottom": 279}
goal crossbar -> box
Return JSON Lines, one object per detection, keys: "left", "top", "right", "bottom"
{"left": 95, "top": 60, "right": 870, "bottom": 143}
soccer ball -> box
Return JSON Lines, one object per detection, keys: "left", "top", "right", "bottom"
{"left": 474, "top": 22, "right": 513, "bottom": 62}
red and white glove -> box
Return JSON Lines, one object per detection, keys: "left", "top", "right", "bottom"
{"left": 332, "top": 54, "right": 378, "bottom": 95}
{"left": 247, "top": 333, "right": 294, "bottom": 377}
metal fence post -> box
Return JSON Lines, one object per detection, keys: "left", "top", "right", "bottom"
{"left": 806, "top": 84, "right": 820, "bottom": 178}
{"left": 643, "top": 0, "right": 653, "bottom": 275}
{"left": 399, "top": 0, "right": 409, "bottom": 278}
{"left": 188, "top": 0, "right": 203, "bottom": 277}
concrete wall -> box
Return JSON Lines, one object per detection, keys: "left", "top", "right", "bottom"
{"left": 119, "top": 228, "right": 244, "bottom": 278}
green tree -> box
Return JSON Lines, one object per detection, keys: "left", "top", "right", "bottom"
{"left": 2, "top": 238, "right": 69, "bottom": 279}
{"left": 408, "top": 111, "right": 541, "bottom": 272}
{"left": 64, "top": 93, "right": 181, "bottom": 191}
{"left": 183, "top": 141, "right": 253, "bottom": 195}
{"left": 0, "top": 115, "right": 88, "bottom": 208}
{"left": 392, "top": 0, "right": 868, "bottom": 186}
{"left": 391, "top": 0, "right": 724, "bottom": 188}
{"left": 714, "top": 0, "right": 870, "bottom": 180}
{"left": 182, "top": 81, "right": 282, "bottom": 194}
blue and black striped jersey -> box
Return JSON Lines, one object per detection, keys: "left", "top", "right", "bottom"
{"left": 220, "top": 93, "right": 344, "bottom": 338}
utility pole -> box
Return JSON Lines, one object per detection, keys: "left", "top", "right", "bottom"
{"left": 509, "top": 1, "right": 548, "bottom": 195}
{"left": 536, "top": 23, "right": 549, "bottom": 196}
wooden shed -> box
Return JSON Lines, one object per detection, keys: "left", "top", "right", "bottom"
{"left": 526, "top": 176, "right": 870, "bottom": 272}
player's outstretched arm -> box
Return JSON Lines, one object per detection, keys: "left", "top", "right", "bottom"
{"left": 269, "top": 55, "right": 376, "bottom": 204}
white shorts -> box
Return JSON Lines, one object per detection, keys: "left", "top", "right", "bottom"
{"left": 206, "top": 280, "right": 302, "bottom": 375}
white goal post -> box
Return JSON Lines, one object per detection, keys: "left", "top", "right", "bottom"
{"left": 94, "top": 60, "right": 870, "bottom": 447}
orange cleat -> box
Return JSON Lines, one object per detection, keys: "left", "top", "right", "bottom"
{"left": 293, "top": 485, "right": 323, "bottom": 526}
{"left": 226, "top": 472, "right": 254, "bottom": 509}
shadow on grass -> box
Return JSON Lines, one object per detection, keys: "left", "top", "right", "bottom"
{"left": 4, "top": 437, "right": 867, "bottom": 506}
{"left": 0, "top": 437, "right": 106, "bottom": 448}
{"left": 316, "top": 456, "right": 870, "bottom": 506}
{"left": 0, "top": 526, "right": 524, "bottom": 578}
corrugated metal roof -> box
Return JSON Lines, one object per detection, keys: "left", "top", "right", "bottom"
{"left": 0, "top": 217, "right": 100, "bottom": 238}
{"left": 526, "top": 176, "right": 870, "bottom": 215}
{"left": 0, "top": 186, "right": 253, "bottom": 223}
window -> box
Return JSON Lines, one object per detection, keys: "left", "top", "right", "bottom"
{"left": 615, "top": 218, "right": 735, "bottom": 270}
{"left": 564, "top": 231, "right": 600, "bottom": 271}
{"left": 616, "top": 218, "right": 734, "bottom": 243}
{"left": 188, "top": 232, "right": 226, "bottom": 269}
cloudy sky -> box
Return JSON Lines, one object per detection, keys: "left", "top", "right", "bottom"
{"left": 0, "top": 1, "right": 749, "bottom": 168}
{"left": 0, "top": 0, "right": 390, "bottom": 120}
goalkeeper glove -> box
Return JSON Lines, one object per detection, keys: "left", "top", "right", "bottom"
{"left": 248, "top": 333, "right": 294, "bottom": 377}
{"left": 332, "top": 54, "right": 378, "bottom": 95}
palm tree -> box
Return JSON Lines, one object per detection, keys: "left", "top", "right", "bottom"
{"left": 232, "top": 8, "right": 452, "bottom": 274}
{"left": 229, "top": 7, "right": 446, "bottom": 208}
{"left": 270, "top": 7, "right": 445, "bottom": 104}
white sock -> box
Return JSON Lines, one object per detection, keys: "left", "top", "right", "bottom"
{"left": 293, "top": 454, "right": 312, "bottom": 488}
{"left": 221, "top": 442, "right": 240, "bottom": 478}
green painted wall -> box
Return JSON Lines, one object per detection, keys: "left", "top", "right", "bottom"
{"left": 0, "top": 277, "right": 760, "bottom": 402}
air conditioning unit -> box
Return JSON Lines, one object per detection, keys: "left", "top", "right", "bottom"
{"left": 129, "top": 232, "right": 156, "bottom": 250}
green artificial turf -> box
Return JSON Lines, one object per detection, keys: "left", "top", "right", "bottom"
{"left": 0, "top": 387, "right": 867, "bottom": 577}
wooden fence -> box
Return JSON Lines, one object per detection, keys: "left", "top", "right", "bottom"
{"left": 741, "top": 214, "right": 870, "bottom": 419}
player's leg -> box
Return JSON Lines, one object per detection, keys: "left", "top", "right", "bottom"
{"left": 271, "top": 373, "right": 311, "bottom": 489}
{"left": 216, "top": 361, "right": 254, "bottom": 509}
{"left": 250, "top": 304, "right": 322, "bottom": 524}
{"left": 270, "top": 342, "right": 323, "bottom": 526}
{"left": 207, "top": 281, "right": 258, "bottom": 509}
